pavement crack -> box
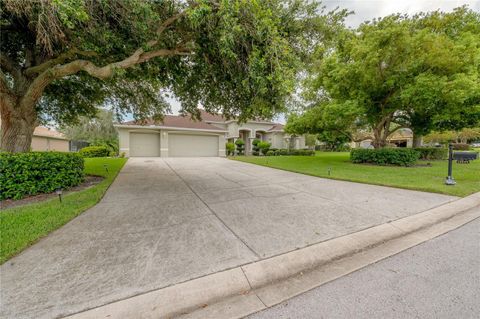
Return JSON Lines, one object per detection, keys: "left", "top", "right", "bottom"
{"left": 240, "top": 266, "right": 268, "bottom": 308}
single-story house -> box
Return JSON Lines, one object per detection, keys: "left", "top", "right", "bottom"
{"left": 31, "top": 126, "right": 70, "bottom": 152}
{"left": 351, "top": 128, "right": 414, "bottom": 149}
{"left": 115, "top": 110, "right": 305, "bottom": 157}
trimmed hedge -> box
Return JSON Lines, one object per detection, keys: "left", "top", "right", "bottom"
{"left": 235, "top": 139, "right": 245, "bottom": 155}
{"left": 226, "top": 142, "right": 235, "bottom": 156}
{"left": 257, "top": 141, "right": 271, "bottom": 155}
{"left": 452, "top": 143, "right": 470, "bottom": 150}
{"left": 414, "top": 147, "right": 447, "bottom": 160}
{"left": 350, "top": 148, "right": 420, "bottom": 166}
{"left": 267, "top": 148, "right": 315, "bottom": 156}
{"left": 79, "top": 146, "right": 110, "bottom": 158}
{"left": 0, "top": 152, "right": 85, "bottom": 200}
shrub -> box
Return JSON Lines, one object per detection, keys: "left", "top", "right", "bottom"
{"left": 252, "top": 139, "right": 261, "bottom": 156}
{"left": 267, "top": 148, "right": 314, "bottom": 156}
{"left": 226, "top": 142, "right": 235, "bottom": 156}
{"left": 266, "top": 150, "right": 275, "bottom": 156}
{"left": 79, "top": 146, "right": 110, "bottom": 158}
{"left": 235, "top": 139, "right": 245, "bottom": 155}
{"left": 350, "top": 148, "right": 420, "bottom": 166}
{"left": 257, "top": 141, "right": 271, "bottom": 155}
{"left": 0, "top": 152, "right": 85, "bottom": 200}
{"left": 452, "top": 143, "right": 470, "bottom": 150}
{"left": 414, "top": 147, "right": 447, "bottom": 160}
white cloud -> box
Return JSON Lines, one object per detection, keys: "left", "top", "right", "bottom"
{"left": 323, "top": 0, "right": 480, "bottom": 27}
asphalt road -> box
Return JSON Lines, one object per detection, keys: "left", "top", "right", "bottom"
{"left": 248, "top": 213, "right": 480, "bottom": 319}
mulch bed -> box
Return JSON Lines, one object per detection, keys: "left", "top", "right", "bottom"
{"left": 0, "top": 175, "right": 104, "bottom": 210}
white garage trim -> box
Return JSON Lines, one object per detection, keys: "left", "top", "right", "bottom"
{"left": 168, "top": 133, "right": 219, "bottom": 157}
{"left": 129, "top": 132, "right": 160, "bottom": 157}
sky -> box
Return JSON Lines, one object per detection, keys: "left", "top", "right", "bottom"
{"left": 159, "top": 1, "right": 480, "bottom": 123}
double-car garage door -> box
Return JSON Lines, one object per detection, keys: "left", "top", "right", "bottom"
{"left": 168, "top": 134, "right": 218, "bottom": 157}
{"left": 129, "top": 132, "right": 218, "bottom": 157}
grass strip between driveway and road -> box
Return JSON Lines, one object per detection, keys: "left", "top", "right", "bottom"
{"left": 0, "top": 157, "right": 127, "bottom": 264}
{"left": 232, "top": 152, "right": 479, "bottom": 197}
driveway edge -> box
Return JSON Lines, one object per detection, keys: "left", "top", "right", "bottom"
{"left": 65, "top": 192, "right": 480, "bottom": 319}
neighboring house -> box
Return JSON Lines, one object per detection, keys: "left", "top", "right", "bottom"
{"left": 115, "top": 110, "right": 305, "bottom": 157}
{"left": 31, "top": 126, "right": 70, "bottom": 152}
{"left": 351, "top": 128, "right": 414, "bottom": 149}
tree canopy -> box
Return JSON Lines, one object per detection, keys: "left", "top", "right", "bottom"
{"left": 287, "top": 7, "right": 480, "bottom": 148}
{"left": 0, "top": 0, "right": 346, "bottom": 152}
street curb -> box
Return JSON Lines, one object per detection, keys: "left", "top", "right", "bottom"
{"left": 65, "top": 192, "right": 480, "bottom": 319}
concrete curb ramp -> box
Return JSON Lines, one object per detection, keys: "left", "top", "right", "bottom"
{"left": 65, "top": 192, "right": 480, "bottom": 319}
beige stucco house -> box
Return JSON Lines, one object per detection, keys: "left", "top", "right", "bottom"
{"left": 0, "top": 118, "right": 70, "bottom": 152}
{"left": 31, "top": 126, "right": 70, "bottom": 151}
{"left": 115, "top": 110, "right": 305, "bottom": 157}
{"left": 351, "top": 128, "right": 414, "bottom": 149}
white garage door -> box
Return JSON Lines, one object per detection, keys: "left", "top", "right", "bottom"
{"left": 130, "top": 132, "right": 160, "bottom": 157}
{"left": 168, "top": 134, "right": 219, "bottom": 157}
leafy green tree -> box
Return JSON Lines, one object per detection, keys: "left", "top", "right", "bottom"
{"left": 0, "top": 0, "right": 345, "bottom": 152}
{"left": 304, "top": 134, "right": 317, "bottom": 148}
{"left": 298, "top": 7, "right": 480, "bottom": 148}
{"left": 60, "top": 109, "right": 118, "bottom": 153}
{"left": 424, "top": 128, "right": 480, "bottom": 144}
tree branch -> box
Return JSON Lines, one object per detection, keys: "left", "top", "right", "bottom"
{"left": 0, "top": 70, "right": 12, "bottom": 94}
{"left": 22, "top": 46, "right": 191, "bottom": 108}
{"left": 0, "top": 53, "right": 23, "bottom": 81}
{"left": 24, "top": 48, "right": 97, "bottom": 76}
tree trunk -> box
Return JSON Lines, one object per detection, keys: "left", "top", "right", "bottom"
{"left": 372, "top": 128, "right": 387, "bottom": 149}
{"left": 0, "top": 98, "right": 37, "bottom": 153}
{"left": 412, "top": 134, "right": 423, "bottom": 148}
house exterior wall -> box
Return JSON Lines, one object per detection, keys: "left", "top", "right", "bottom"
{"left": 118, "top": 128, "right": 130, "bottom": 156}
{"left": 31, "top": 136, "right": 69, "bottom": 152}
{"left": 226, "top": 122, "right": 239, "bottom": 138}
{"left": 31, "top": 136, "right": 48, "bottom": 151}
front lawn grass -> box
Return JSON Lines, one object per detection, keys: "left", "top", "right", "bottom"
{"left": 0, "top": 157, "right": 127, "bottom": 264}
{"left": 232, "top": 152, "right": 479, "bottom": 197}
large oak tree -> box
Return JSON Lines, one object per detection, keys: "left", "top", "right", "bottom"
{"left": 0, "top": 0, "right": 345, "bottom": 152}
{"left": 288, "top": 7, "right": 480, "bottom": 148}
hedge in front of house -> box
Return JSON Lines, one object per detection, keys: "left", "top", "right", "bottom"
{"left": 414, "top": 147, "right": 448, "bottom": 160}
{"left": 79, "top": 146, "right": 110, "bottom": 158}
{"left": 0, "top": 152, "right": 84, "bottom": 200}
{"left": 267, "top": 148, "right": 315, "bottom": 156}
{"left": 350, "top": 148, "right": 420, "bottom": 166}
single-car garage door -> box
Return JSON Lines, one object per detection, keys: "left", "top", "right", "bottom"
{"left": 130, "top": 132, "right": 160, "bottom": 157}
{"left": 168, "top": 134, "right": 218, "bottom": 157}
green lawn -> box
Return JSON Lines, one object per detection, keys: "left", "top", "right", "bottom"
{"left": 0, "top": 157, "right": 127, "bottom": 264}
{"left": 232, "top": 152, "right": 479, "bottom": 197}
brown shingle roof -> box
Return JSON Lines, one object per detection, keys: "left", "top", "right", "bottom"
{"left": 122, "top": 114, "right": 225, "bottom": 131}
{"left": 33, "top": 126, "right": 68, "bottom": 140}
{"left": 197, "top": 110, "right": 226, "bottom": 122}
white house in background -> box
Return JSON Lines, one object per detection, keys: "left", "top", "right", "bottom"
{"left": 115, "top": 110, "right": 305, "bottom": 157}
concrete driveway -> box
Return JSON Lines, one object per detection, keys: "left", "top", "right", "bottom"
{"left": 1, "top": 157, "right": 457, "bottom": 319}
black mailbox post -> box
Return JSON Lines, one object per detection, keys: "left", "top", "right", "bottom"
{"left": 445, "top": 144, "right": 456, "bottom": 185}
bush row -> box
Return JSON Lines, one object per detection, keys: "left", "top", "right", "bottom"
{"left": 79, "top": 146, "right": 111, "bottom": 157}
{"left": 413, "top": 147, "right": 447, "bottom": 160}
{"left": 452, "top": 143, "right": 470, "bottom": 150}
{"left": 350, "top": 148, "right": 419, "bottom": 166}
{"left": 0, "top": 152, "right": 85, "bottom": 200}
{"left": 266, "top": 148, "right": 315, "bottom": 156}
